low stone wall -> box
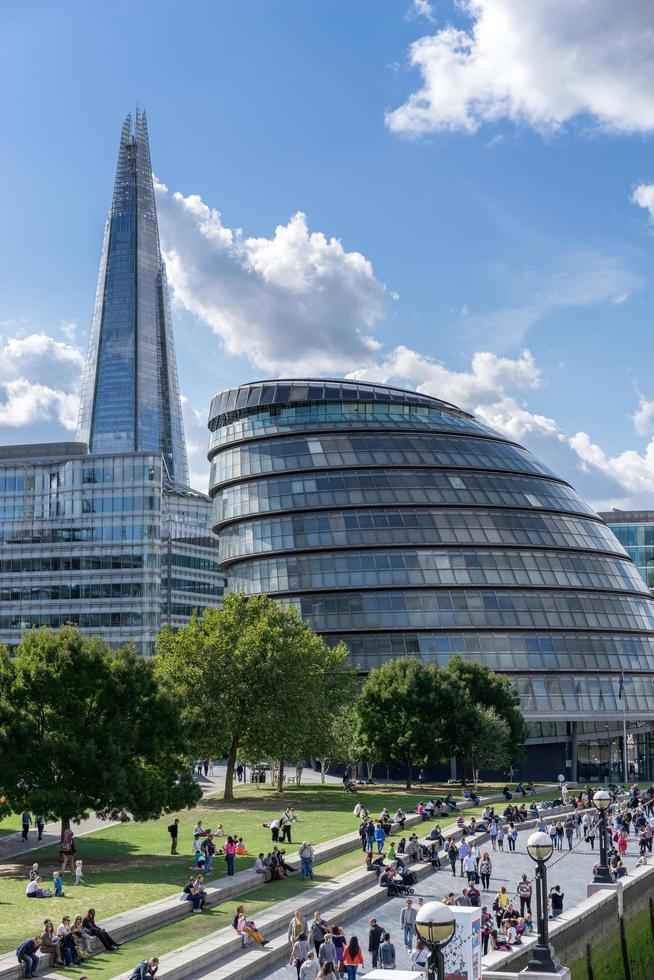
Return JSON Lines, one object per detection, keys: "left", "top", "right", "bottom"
{"left": 483, "top": 862, "right": 654, "bottom": 980}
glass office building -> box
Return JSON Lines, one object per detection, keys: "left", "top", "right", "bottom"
{"left": 0, "top": 443, "right": 220, "bottom": 657}
{"left": 77, "top": 109, "right": 188, "bottom": 486}
{"left": 208, "top": 379, "right": 654, "bottom": 778}
{"left": 0, "top": 110, "right": 223, "bottom": 656}
{"left": 599, "top": 510, "right": 654, "bottom": 592}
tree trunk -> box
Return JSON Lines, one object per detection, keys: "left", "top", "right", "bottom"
{"left": 60, "top": 816, "right": 71, "bottom": 842}
{"left": 276, "top": 759, "right": 285, "bottom": 793}
{"left": 456, "top": 750, "right": 467, "bottom": 787}
{"left": 405, "top": 759, "right": 413, "bottom": 790}
{"left": 223, "top": 740, "right": 238, "bottom": 801}
{"left": 296, "top": 760, "right": 304, "bottom": 786}
{"left": 321, "top": 760, "right": 330, "bottom": 784}
{"left": 366, "top": 761, "right": 374, "bottom": 782}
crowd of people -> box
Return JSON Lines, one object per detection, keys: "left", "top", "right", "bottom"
{"left": 16, "top": 910, "right": 120, "bottom": 976}
{"left": 285, "top": 908, "right": 429, "bottom": 979}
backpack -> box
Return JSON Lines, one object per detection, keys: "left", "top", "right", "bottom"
{"left": 492, "top": 897, "right": 500, "bottom": 912}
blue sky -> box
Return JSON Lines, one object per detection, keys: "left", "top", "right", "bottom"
{"left": 3, "top": 0, "right": 654, "bottom": 501}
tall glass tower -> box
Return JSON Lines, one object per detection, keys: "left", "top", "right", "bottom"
{"left": 77, "top": 109, "right": 189, "bottom": 486}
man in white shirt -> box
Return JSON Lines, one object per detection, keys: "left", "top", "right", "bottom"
{"left": 254, "top": 853, "right": 271, "bottom": 883}
{"left": 299, "top": 951, "right": 320, "bottom": 980}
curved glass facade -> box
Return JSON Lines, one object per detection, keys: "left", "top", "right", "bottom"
{"left": 208, "top": 379, "right": 654, "bottom": 749}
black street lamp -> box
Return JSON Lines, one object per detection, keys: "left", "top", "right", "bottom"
{"left": 415, "top": 900, "right": 456, "bottom": 980}
{"left": 593, "top": 789, "right": 612, "bottom": 884}
{"left": 525, "top": 831, "right": 559, "bottom": 973}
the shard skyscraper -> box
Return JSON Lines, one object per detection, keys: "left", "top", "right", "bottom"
{"left": 77, "top": 109, "right": 189, "bottom": 486}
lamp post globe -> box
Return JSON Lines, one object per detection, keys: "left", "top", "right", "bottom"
{"left": 593, "top": 790, "right": 611, "bottom": 811}
{"left": 525, "top": 831, "right": 558, "bottom": 973}
{"left": 593, "top": 790, "right": 613, "bottom": 884}
{"left": 527, "top": 831, "right": 554, "bottom": 863}
{"left": 415, "top": 901, "right": 456, "bottom": 980}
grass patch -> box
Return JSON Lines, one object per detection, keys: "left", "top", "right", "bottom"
{"left": 0, "top": 781, "right": 555, "bottom": 956}
{"left": 53, "top": 848, "right": 368, "bottom": 980}
{"left": 0, "top": 783, "right": 436, "bottom": 953}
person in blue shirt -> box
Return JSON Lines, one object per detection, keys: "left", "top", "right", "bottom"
{"left": 52, "top": 871, "right": 63, "bottom": 897}
{"left": 16, "top": 938, "right": 41, "bottom": 978}
{"left": 374, "top": 823, "right": 386, "bottom": 854}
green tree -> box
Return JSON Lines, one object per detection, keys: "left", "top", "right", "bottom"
{"left": 468, "top": 705, "right": 512, "bottom": 787}
{"left": 156, "top": 593, "right": 353, "bottom": 800}
{"left": 444, "top": 656, "right": 528, "bottom": 771}
{"left": 356, "top": 659, "right": 441, "bottom": 789}
{"left": 0, "top": 627, "right": 200, "bottom": 837}
{"left": 314, "top": 704, "right": 359, "bottom": 783}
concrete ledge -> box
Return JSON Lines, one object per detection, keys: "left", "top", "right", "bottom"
{"left": 0, "top": 788, "right": 561, "bottom": 980}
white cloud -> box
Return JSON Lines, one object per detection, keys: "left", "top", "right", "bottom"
{"left": 632, "top": 392, "right": 654, "bottom": 436}
{"left": 569, "top": 430, "right": 654, "bottom": 498}
{"left": 155, "top": 181, "right": 387, "bottom": 375}
{"left": 407, "top": 0, "right": 436, "bottom": 24}
{"left": 0, "top": 333, "right": 85, "bottom": 432}
{"left": 60, "top": 319, "right": 78, "bottom": 341}
{"left": 387, "top": 0, "right": 654, "bottom": 137}
{"left": 632, "top": 183, "right": 654, "bottom": 221}
{"left": 180, "top": 395, "right": 210, "bottom": 493}
{"left": 348, "top": 345, "right": 564, "bottom": 444}
{"left": 0, "top": 379, "right": 79, "bottom": 430}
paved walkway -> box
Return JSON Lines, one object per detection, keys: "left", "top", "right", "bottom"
{"left": 258, "top": 825, "right": 642, "bottom": 980}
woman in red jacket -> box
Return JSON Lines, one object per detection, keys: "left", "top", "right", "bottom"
{"left": 343, "top": 935, "right": 364, "bottom": 979}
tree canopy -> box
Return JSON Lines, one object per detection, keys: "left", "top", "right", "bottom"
{"left": 0, "top": 626, "right": 200, "bottom": 835}
{"left": 355, "top": 656, "right": 526, "bottom": 785}
{"left": 156, "top": 592, "right": 354, "bottom": 799}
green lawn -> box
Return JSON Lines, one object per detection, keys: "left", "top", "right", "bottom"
{"left": 0, "top": 783, "right": 440, "bottom": 953}
{"left": 0, "top": 781, "right": 555, "bottom": 957}
{"left": 51, "top": 848, "right": 368, "bottom": 980}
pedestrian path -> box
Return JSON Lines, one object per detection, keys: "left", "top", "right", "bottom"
{"left": 259, "top": 818, "right": 641, "bottom": 980}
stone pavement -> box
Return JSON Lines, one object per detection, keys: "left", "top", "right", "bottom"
{"left": 258, "top": 823, "right": 642, "bottom": 980}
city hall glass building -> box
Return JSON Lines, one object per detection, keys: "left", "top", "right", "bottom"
{"left": 0, "top": 111, "right": 222, "bottom": 656}
{"left": 208, "top": 379, "right": 654, "bottom": 780}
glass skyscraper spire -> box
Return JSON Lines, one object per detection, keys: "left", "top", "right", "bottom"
{"left": 77, "top": 109, "right": 189, "bottom": 486}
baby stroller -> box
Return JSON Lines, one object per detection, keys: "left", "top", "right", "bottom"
{"left": 343, "top": 778, "right": 357, "bottom": 794}
{"left": 395, "top": 870, "right": 417, "bottom": 896}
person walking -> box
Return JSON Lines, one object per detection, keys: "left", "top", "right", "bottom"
{"left": 409, "top": 939, "right": 429, "bottom": 971}
{"left": 517, "top": 874, "right": 532, "bottom": 916}
{"left": 400, "top": 899, "right": 416, "bottom": 950}
{"left": 203, "top": 834, "right": 216, "bottom": 876}
{"left": 446, "top": 838, "right": 459, "bottom": 876}
{"left": 479, "top": 852, "right": 492, "bottom": 890}
{"left": 299, "top": 842, "right": 315, "bottom": 880}
{"left": 489, "top": 820, "right": 498, "bottom": 851}
{"left": 168, "top": 819, "right": 179, "bottom": 855}
{"left": 507, "top": 824, "right": 518, "bottom": 852}
{"left": 289, "top": 933, "right": 310, "bottom": 980}
{"left": 343, "top": 936, "right": 364, "bottom": 979}
{"left": 318, "top": 933, "right": 338, "bottom": 970}
{"left": 374, "top": 822, "right": 386, "bottom": 854}
{"left": 224, "top": 836, "right": 237, "bottom": 876}
{"left": 368, "top": 918, "right": 385, "bottom": 969}
{"left": 309, "top": 913, "right": 329, "bottom": 956}
{"left": 288, "top": 910, "right": 308, "bottom": 946}
{"left": 379, "top": 932, "right": 396, "bottom": 969}
{"left": 565, "top": 816, "right": 574, "bottom": 850}
{"left": 300, "top": 951, "right": 320, "bottom": 980}
{"left": 35, "top": 816, "right": 45, "bottom": 842}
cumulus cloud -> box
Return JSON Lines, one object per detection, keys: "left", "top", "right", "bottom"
{"left": 632, "top": 392, "right": 654, "bottom": 436}
{"left": 348, "top": 346, "right": 563, "bottom": 444}
{"left": 155, "top": 181, "right": 387, "bottom": 375}
{"left": 632, "top": 183, "right": 654, "bottom": 221}
{"left": 387, "top": 0, "right": 654, "bottom": 137}
{"left": 0, "top": 333, "right": 85, "bottom": 431}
